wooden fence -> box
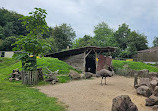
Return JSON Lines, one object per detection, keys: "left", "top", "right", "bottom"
{"left": 21, "top": 71, "right": 38, "bottom": 85}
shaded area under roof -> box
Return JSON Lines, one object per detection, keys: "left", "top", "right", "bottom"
{"left": 138, "top": 47, "right": 158, "bottom": 53}
{"left": 45, "top": 46, "right": 116, "bottom": 59}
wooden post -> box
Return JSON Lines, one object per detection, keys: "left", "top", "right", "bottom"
{"left": 94, "top": 50, "right": 98, "bottom": 74}
{"left": 83, "top": 50, "right": 86, "bottom": 73}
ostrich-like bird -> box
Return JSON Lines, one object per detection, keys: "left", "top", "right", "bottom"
{"left": 96, "top": 68, "right": 115, "bottom": 85}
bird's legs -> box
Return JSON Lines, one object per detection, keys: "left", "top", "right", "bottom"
{"left": 101, "top": 78, "right": 103, "bottom": 85}
{"left": 105, "top": 77, "right": 107, "bottom": 85}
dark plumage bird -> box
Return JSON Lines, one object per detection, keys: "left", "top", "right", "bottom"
{"left": 96, "top": 68, "right": 114, "bottom": 85}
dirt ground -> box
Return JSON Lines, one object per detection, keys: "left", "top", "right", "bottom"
{"left": 37, "top": 76, "right": 152, "bottom": 111}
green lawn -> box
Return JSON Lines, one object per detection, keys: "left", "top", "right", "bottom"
{"left": 112, "top": 60, "right": 158, "bottom": 72}
{"left": 0, "top": 57, "right": 80, "bottom": 111}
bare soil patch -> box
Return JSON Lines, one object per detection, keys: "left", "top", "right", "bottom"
{"left": 37, "top": 76, "right": 152, "bottom": 111}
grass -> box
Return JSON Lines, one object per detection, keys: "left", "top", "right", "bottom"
{"left": 112, "top": 60, "right": 158, "bottom": 72}
{"left": 0, "top": 57, "right": 81, "bottom": 111}
{"left": 37, "top": 57, "right": 81, "bottom": 75}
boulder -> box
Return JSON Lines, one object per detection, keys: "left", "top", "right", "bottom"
{"left": 149, "top": 72, "right": 158, "bottom": 77}
{"left": 150, "top": 80, "right": 158, "bottom": 92}
{"left": 152, "top": 105, "right": 158, "bottom": 110}
{"left": 136, "top": 86, "right": 152, "bottom": 97}
{"left": 153, "top": 86, "right": 158, "bottom": 97}
{"left": 152, "top": 77, "right": 158, "bottom": 82}
{"left": 69, "top": 70, "right": 81, "bottom": 80}
{"left": 112, "top": 95, "right": 138, "bottom": 111}
{"left": 85, "top": 72, "right": 93, "bottom": 79}
{"left": 146, "top": 95, "right": 158, "bottom": 106}
{"left": 138, "top": 69, "right": 149, "bottom": 75}
{"left": 139, "top": 78, "right": 150, "bottom": 87}
{"left": 80, "top": 74, "right": 85, "bottom": 79}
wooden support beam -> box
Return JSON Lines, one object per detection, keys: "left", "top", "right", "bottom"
{"left": 94, "top": 50, "right": 98, "bottom": 73}
{"left": 83, "top": 50, "right": 86, "bottom": 73}
{"left": 85, "top": 49, "right": 92, "bottom": 58}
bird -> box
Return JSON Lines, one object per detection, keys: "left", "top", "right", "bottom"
{"left": 96, "top": 68, "right": 114, "bottom": 85}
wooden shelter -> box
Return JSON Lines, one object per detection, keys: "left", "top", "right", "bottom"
{"left": 45, "top": 46, "right": 116, "bottom": 74}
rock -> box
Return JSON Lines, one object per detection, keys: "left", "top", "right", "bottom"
{"left": 152, "top": 77, "right": 158, "bottom": 82}
{"left": 138, "top": 69, "right": 149, "bottom": 74}
{"left": 85, "top": 72, "right": 93, "bottom": 79}
{"left": 52, "top": 75, "right": 58, "bottom": 82}
{"left": 112, "top": 95, "right": 138, "bottom": 111}
{"left": 153, "top": 86, "right": 158, "bottom": 97}
{"left": 69, "top": 70, "right": 81, "bottom": 80}
{"left": 139, "top": 78, "right": 150, "bottom": 86}
{"left": 80, "top": 74, "right": 85, "bottom": 79}
{"left": 153, "top": 105, "right": 158, "bottom": 110}
{"left": 150, "top": 80, "right": 158, "bottom": 92}
{"left": 146, "top": 95, "right": 158, "bottom": 106}
{"left": 136, "top": 86, "right": 152, "bottom": 97}
{"left": 149, "top": 72, "right": 158, "bottom": 77}
{"left": 51, "top": 80, "right": 56, "bottom": 84}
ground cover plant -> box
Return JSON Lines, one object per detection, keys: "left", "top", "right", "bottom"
{"left": 0, "top": 57, "right": 80, "bottom": 111}
{"left": 112, "top": 60, "right": 158, "bottom": 76}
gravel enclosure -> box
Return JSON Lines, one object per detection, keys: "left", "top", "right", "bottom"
{"left": 37, "top": 76, "right": 152, "bottom": 111}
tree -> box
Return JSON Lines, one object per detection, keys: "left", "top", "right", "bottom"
{"left": 1, "top": 36, "right": 16, "bottom": 51}
{"left": 4, "top": 22, "right": 15, "bottom": 37}
{"left": 0, "top": 39, "right": 3, "bottom": 50}
{"left": 46, "top": 36, "right": 58, "bottom": 53}
{"left": 118, "top": 31, "right": 148, "bottom": 58}
{"left": 114, "top": 23, "right": 131, "bottom": 50}
{"left": 72, "top": 35, "right": 95, "bottom": 48}
{"left": 153, "top": 37, "right": 158, "bottom": 47}
{"left": 0, "top": 25, "right": 5, "bottom": 39}
{"left": 13, "top": 8, "right": 50, "bottom": 85}
{"left": 13, "top": 8, "right": 50, "bottom": 70}
{"left": 128, "top": 31, "right": 148, "bottom": 51}
{"left": 93, "top": 22, "right": 115, "bottom": 47}
{"left": 0, "top": 8, "right": 27, "bottom": 39}
{"left": 53, "top": 23, "right": 76, "bottom": 51}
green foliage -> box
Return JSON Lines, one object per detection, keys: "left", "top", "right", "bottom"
{"left": 112, "top": 60, "right": 158, "bottom": 72}
{"left": 58, "top": 76, "right": 71, "bottom": 83}
{"left": 114, "top": 23, "right": 130, "bottom": 50}
{"left": 0, "top": 25, "right": 5, "bottom": 39}
{"left": 153, "top": 37, "right": 158, "bottom": 47}
{"left": 19, "top": 8, "right": 48, "bottom": 38}
{"left": 13, "top": 8, "right": 50, "bottom": 56}
{"left": 128, "top": 31, "right": 148, "bottom": 51}
{"left": 72, "top": 35, "right": 95, "bottom": 48}
{"left": 53, "top": 23, "right": 76, "bottom": 51}
{"left": 13, "top": 36, "right": 50, "bottom": 55}
{"left": 0, "top": 36, "right": 17, "bottom": 51}
{"left": 46, "top": 36, "right": 58, "bottom": 52}
{"left": 0, "top": 8, "right": 27, "bottom": 38}
{"left": 93, "top": 22, "right": 115, "bottom": 47}
{"left": 113, "top": 23, "right": 148, "bottom": 58}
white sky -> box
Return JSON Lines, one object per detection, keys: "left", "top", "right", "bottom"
{"left": 1, "top": 0, "right": 158, "bottom": 47}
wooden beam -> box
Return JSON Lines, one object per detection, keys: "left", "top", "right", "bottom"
{"left": 83, "top": 50, "right": 86, "bottom": 73}
{"left": 85, "top": 49, "right": 92, "bottom": 58}
{"left": 94, "top": 50, "right": 98, "bottom": 73}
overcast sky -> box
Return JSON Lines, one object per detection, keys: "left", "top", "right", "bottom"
{"left": 1, "top": 0, "right": 158, "bottom": 47}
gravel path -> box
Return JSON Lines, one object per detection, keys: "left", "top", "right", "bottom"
{"left": 37, "top": 76, "right": 152, "bottom": 111}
